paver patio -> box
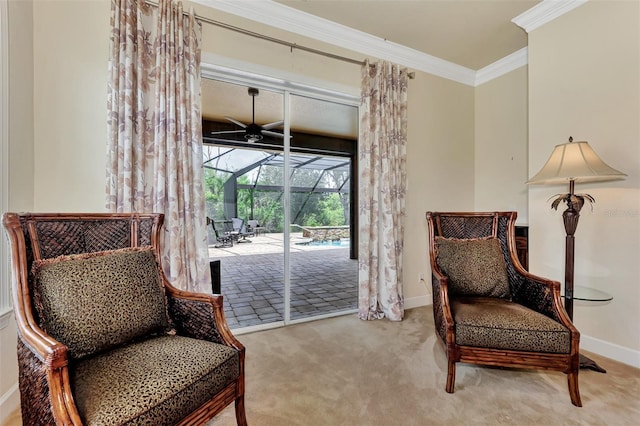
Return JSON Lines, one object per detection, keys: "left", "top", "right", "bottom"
{"left": 208, "top": 233, "right": 358, "bottom": 329}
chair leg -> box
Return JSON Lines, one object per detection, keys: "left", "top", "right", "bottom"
{"left": 235, "top": 395, "right": 247, "bottom": 426}
{"left": 445, "top": 360, "right": 456, "bottom": 393}
{"left": 567, "top": 372, "right": 582, "bottom": 407}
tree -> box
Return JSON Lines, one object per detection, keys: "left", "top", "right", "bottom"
{"left": 203, "top": 146, "right": 350, "bottom": 233}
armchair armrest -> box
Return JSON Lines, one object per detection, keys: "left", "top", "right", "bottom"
{"left": 15, "top": 302, "right": 69, "bottom": 368}
{"left": 429, "top": 264, "right": 455, "bottom": 345}
{"left": 508, "top": 262, "right": 579, "bottom": 337}
{"left": 15, "top": 326, "right": 81, "bottom": 425}
{"left": 164, "top": 283, "right": 244, "bottom": 352}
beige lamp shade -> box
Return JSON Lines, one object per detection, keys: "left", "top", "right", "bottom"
{"left": 527, "top": 140, "right": 627, "bottom": 185}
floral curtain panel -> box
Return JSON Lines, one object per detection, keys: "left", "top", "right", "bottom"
{"left": 106, "top": 0, "right": 210, "bottom": 292}
{"left": 358, "top": 60, "right": 409, "bottom": 321}
{"left": 106, "top": 0, "right": 154, "bottom": 212}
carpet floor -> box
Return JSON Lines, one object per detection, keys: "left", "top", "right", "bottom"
{"left": 209, "top": 305, "right": 640, "bottom": 426}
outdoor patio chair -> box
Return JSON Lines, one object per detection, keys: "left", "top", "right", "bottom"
{"left": 208, "top": 216, "right": 234, "bottom": 248}
{"left": 426, "top": 211, "right": 581, "bottom": 406}
{"left": 3, "top": 212, "right": 247, "bottom": 425}
{"left": 247, "top": 219, "right": 266, "bottom": 236}
{"left": 232, "top": 217, "right": 254, "bottom": 243}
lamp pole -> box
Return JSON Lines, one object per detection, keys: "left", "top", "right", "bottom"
{"left": 561, "top": 178, "right": 607, "bottom": 373}
{"left": 562, "top": 179, "right": 578, "bottom": 320}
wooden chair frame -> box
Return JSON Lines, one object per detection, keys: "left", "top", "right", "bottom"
{"left": 426, "top": 211, "right": 581, "bottom": 406}
{"left": 3, "top": 212, "right": 248, "bottom": 425}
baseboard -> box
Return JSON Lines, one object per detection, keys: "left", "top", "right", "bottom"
{"left": 0, "top": 382, "right": 19, "bottom": 426}
{"left": 404, "top": 294, "right": 430, "bottom": 310}
{"left": 581, "top": 334, "right": 640, "bottom": 369}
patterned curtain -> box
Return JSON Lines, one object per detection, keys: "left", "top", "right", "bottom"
{"left": 358, "top": 60, "right": 409, "bottom": 321}
{"left": 106, "top": 0, "right": 211, "bottom": 293}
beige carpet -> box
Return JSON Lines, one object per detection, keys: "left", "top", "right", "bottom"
{"left": 210, "top": 306, "right": 640, "bottom": 426}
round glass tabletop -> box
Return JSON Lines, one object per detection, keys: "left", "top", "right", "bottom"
{"left": 564, "top": 285, "right": 613, "bottom": 302}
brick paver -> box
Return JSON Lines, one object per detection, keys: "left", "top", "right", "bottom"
{"left": 212, "top": 247, "right": 358, "bottom": 329}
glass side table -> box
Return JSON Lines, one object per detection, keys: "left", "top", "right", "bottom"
{"left": 572, "top": 286, "right": 613, "bottom": 302}
{"left": 562, "top": 285, "right": 613, "bottom": 373}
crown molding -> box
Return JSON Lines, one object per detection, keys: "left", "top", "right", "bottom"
{"left": 194, "top": 0, "right": 476, "bottom": 86}
{"left": 512, "top": 0, "right": 588, "bottom": 33}
{"left": 475, "top": 47, "right": 528, "bottom": 86}
{"left": 195, "top": 1, "right": 584, "bottom": 87}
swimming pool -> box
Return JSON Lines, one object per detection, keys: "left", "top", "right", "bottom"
{"left": 295, "top": 239, "right": 350, "bottom": 247}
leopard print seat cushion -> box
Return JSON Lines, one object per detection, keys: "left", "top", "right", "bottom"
{"left": 72, "top": 335, "right": 240, "bottom": 425}
{"left": 435, "top": 237, "right": 511, "bottom": 299}
{"left": 32, "top": 247, "right": 170, "bottom": 360}
{"left": 451, "top": 297, "right": 571, "bottom": 354}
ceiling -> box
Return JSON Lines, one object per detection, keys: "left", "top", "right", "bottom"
{"left": 274, "top": 0, "right": 541, "bottom": 70}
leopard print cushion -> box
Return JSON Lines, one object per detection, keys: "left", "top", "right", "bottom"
{"left": 451, "top": 297, "right": 570, "bottom": 353}
{"left": 32, "top": 247, "right": 170, "bottom": 360}
{"left": 435, "top": 236, "right": 511, "bottom": 299}
{"left": 72, "top": 335, "right": 240, "bottom": 425}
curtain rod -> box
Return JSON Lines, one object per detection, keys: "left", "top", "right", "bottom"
{"left": 144, "top": 0, "right": 415, "bottom": 79}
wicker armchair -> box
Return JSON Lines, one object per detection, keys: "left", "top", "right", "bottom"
{"left": 426, "top": 212, "right": 581, "bottom": 406}
{"left": 3, "top": 213, "right": 247, "bottom": 425}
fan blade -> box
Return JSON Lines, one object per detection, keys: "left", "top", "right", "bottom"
{"left": 224, "top": 116, "right": 247, "bottom": 128}
{"left": 261, "top": 120, "right": 284, "bottom": 130}
{"left": 262, "top": 130, "right": 286, "bottom": 139}
{"left": 210, "top": 130, "right": 245, "bottom": 135}
{"left": 204, "top": 136, "right": 244, "bottom": 144}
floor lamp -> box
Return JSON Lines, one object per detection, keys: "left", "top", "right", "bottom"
{"left": 527, "top": 137, "right": 626, "bottom": 372}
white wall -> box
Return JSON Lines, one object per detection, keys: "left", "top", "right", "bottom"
{"left": 475, "top": 66, "right": 529, "bottom": 224}
{"left": 528, "top": 0, "right": 640, "bottom": 366}
{"left": 405, "top": 72, "right": 475, "bottom": 305}
{"left": 32, "top": 0, "right": 110, "bottom": 212}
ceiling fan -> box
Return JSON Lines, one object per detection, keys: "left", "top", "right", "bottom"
{"left": 210, "top": 87, "right": 284, "bottom": 143}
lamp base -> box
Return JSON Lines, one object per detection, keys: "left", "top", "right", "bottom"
{"left": 580, "top": 353, "right": 607, "bottom": 373}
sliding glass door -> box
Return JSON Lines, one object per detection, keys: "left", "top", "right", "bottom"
{"left": 288, "top": 94, "right": 358, "bottom": 321}
{"left": 201, "top": 77, "right": 358, "bottom": 330}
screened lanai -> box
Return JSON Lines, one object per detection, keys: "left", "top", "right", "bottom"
{"left": 202, "top": 144, "right": 353, "bottom": 245}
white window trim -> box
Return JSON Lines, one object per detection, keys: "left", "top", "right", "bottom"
{"left": 1, "top": 0, "right": 13, "bottom": 327}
